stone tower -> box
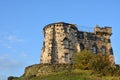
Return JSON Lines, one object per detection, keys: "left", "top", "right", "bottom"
{"left": 94, "top": 26, "right": 114, "bottom": 63}
{"left": 40, "top": 22, "right": 78, "bottom": 64}
{"left": 40, "top": 22, "right": 114, "bottom": 64}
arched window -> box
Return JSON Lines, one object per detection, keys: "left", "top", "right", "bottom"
{"left": 101, "top": 46, "right": 106, "bottom": 53}
{"left": 92, "top": 46, "right": 97, "bottom": 54}
{"left": 80, "top": 43, "right": 84, "bottom": 51}
{"left": 63, "top": 38, "right": 69, "bottom": 48}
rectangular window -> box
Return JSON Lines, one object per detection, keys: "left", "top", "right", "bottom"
{"left": 79, "top": 32, "right": 84, "bottom": 39}
{"left": 87, "top": 33, "right": 95, "bottom": 40}
{"left": 63, "top": 39, "right": 69, "bottom": 48}
{"left": 79, "top": 34, "right": 83, "bottom": 39}
{"left": 64, "top": 26, "right": 67, "bottom": 33}
{"left": 108, "top": 39, "right": 111, "bottom": 43}
{"left": 100, "top": 36, "right": 104, "bottom": 41}
{"left": 64, "top": 53, "right": 69, "bottom": 62}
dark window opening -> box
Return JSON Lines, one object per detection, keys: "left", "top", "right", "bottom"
{"left": 64, "top": 53, "right": 69, "bottom": 62}
{"left": 101, "top": 46, "right": 106, "bottom": 53}
{"left": 108, "top": 39, "right": 111, "bottom": 43}
{"left": 80, "top": 43, "right": 84, "bottom": 51}
{"left": 87, "top": 33, "right": 95, "bottom": 40}
{"left": 63, "top": 38, "right": 69, "bottom": 48}
{"left": 78, "top": 32, "right": 84, "bottom": 39}
{"left": 79, "top": 34, "right": 83, "bottom": 39}
{"left": 100, "top": 36, "right": 105, "bottom": 41}
{"left": 64, "top": 26, "right": 67, "bottom": 33}
{"left": 92, "top": 46, "right": 97, "bottom": 54}
{"left": 110, "top": 48, "right": 113, "bottom": 54}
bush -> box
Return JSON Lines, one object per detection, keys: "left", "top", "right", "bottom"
{"left": 73, "top": 50, "right": 120, "bottom": 76}
{"left": 73, "top": 50, "right": 94, "bottom": 70}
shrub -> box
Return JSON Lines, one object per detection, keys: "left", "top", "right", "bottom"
{"left": 73, "top": 50, "right": 94, "bottom": 70}
{"left": 73, "top": 50, "right": 119, "bottom": 76}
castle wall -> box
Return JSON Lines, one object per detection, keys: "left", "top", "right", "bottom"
{"left": 40, "top": 22, "right": 114, "bottom": 64}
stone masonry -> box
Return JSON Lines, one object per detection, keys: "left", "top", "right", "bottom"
{"left": 40, "top": 22, "right": 114, "bottom": 64}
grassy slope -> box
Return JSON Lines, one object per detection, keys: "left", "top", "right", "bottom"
{"left": 30, "top": 69, "right": 120, "bottom": 80}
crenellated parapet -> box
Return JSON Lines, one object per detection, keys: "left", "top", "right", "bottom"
{"left": 94, "top": 25, "right": 112, "bottom": 36}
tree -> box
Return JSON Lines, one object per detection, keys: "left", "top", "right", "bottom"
{"left": 73, "top": 50, "right": 118, "bottom": 76}
{"left": 73, "top": 50, "right": 94, "bottom": 70}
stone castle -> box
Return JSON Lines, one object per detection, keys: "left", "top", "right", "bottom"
{"left": 40, "top": 22, "right": 114, "bottom": 64}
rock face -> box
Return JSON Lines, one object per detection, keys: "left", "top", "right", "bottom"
{"left": 40, "top": 22, "right": 114, "bottom": 64}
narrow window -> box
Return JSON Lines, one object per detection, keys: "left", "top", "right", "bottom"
{"left": 79, "top": 34, "right": 83, "bottom": 39}
{"left": 63, "top": 39, "right": 69, "bottom": 48}
{"left": 101, "top": 36, "right": 104, "bottom": 41}
{"left": 91, "top": 34, "right": 95, "bottom": 40}
{"left": 80, "top": 43, "right": 84, "bottom": 51}
{"left": 64, "top": 26, "right": 67, "bottom": 33}
{"left": 93, "top": 46, "right": 97, "bottom": 54}
{"left": 64, "top": 53, "right": 69, "bottom": 62}
{"left": 110, "top": 48, "right": 113, "bottom": 54}
{"left": 101, "top": 46, "right": 106, "bottom": 53}
{"left": 108, "top": 39, "right": 111, "bottom": 43}
{"left": 79, "top": 32, "right": 84, "bottom": 39}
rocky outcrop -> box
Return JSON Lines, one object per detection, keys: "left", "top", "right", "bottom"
{"left": 19, "top": 64, "right": 74, "bottom": 80}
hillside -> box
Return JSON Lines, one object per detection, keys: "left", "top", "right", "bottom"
{"left": 11, "top": 68, "right": 120, "bottom": 80}
{"left": 8, "top": 51, "right": 120, "bottom": 80}
{"left": 30, "top": 69, "right": 120, "bottom": 80}
{"left": 8, "top": 64, "right": 120, "bottom": 80}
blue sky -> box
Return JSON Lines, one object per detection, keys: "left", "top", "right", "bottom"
{"left": 0, "top": 0, "right": 120, "bottom": 79}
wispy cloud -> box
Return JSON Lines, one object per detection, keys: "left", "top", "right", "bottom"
{"left": 20, "top": 51, "right": 29, "bottom": 57}
{"left": 6, "top": 35, "right": 24, "bottom": 43}
{"left": 0, "top": 33, "right": 24, "bottom": 51}
{"left": 0, "top": 32, "right": 24, "bottom": 44}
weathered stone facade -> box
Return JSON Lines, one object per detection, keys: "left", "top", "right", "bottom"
{"left": 40, "top": 22, "right": 114, "bottom": 64}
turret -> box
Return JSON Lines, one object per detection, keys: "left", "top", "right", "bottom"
{"left": 94, "top": 26, "right": 112, "bottom": 39}
{"left": 94, "top": 25, "right": 114, "bottom": 64}
{"left": 40, "top": 22, "right": 78, "bottom": 64}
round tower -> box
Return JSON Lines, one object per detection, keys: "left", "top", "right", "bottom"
{"left": 40, "top": 22, "right": 78, "bottom": 64}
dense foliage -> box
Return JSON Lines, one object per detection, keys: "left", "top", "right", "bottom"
{"left": 73, "top": 50, "right": 120, "bottom": 76}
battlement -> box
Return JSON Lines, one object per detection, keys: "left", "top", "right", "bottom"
{"left": 94, "top": 25, "right": 112, "bottom": 35}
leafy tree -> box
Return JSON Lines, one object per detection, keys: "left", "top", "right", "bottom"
{"left": 73, "top": 50, "right": 94, "bottom": 70}
{"left": 73, "top": 50, "right": 120, "bottom": 76}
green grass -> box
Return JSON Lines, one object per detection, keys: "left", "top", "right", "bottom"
{"left": 31, "top": 70, "right": 87, "bottom": 80}
{"left": 29, "top": 69, "right": 120, "bottom": 80}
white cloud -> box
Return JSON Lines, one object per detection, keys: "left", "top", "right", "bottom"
{"left": 6, "top": 35, "right": 24, "bottom": 43}
{"left": 0, "top": 33, "right": 24, "bottom": 51}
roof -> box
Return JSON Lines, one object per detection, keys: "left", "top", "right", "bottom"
{"left": 43, "top": 22, "right": 77, "bottom": 30}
